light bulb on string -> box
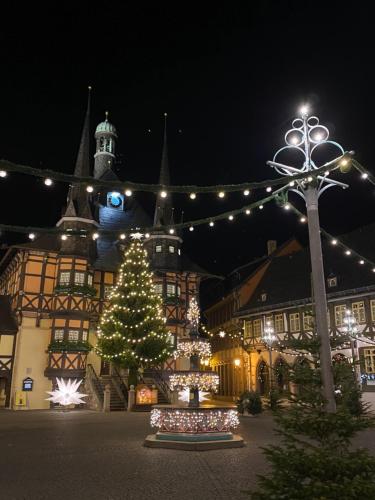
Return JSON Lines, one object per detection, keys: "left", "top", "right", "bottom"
{"left": 361, "top": 173, "right": 369, "bottom": 180}
{"left": 243, "top": 189, "right": 250, "bottom": 196}
{"left": 120, "top": 233, "right": 126, "bottom": 240}
{"left": 331, "top": 239, "right": 338, "bottom": 245}
{"left": 44, "top": 178, "right": 53, "bottom": 186}
{"left": 359, "top": 260, "right": 365, "bottom": 265}
{"left": 86, "top": 185, "right": 94, "bottom": 193}
{"left": 61, "top": 234, "right": 67, "bottom": 241}
{"left": 345, "top": 250, "right": 351, "bottom": 256}
{"left": 92, "top": 232, "right": 99, "bottom": 240}
{"left": 169, "top": 228, "right": 175, "bottom": 234}
{"left": 218, "top": 191, "right": 225, "bottom": 198}
{"left": 189, "top": 193, "right": 196, "bottom": 200}
{"left": 160, "top": 190, "right": 167, "bottom": 198}
{"left": 228, "top": 215, "right": 234, "bottom": 221}
{"left": 125, "top": 189, "right": 133, "bottom": 196}
{"left": 259, "top": 205, "right": 264, "bottom": 210}
{"left": 245, "top": 209, "right": 251, "bottom": 215}
{"left": 300, "top": 216, "right": 306, "bottom": 223}
{"left": 266, "top": 186, "right": 272, "bottom": 193}
{"left": 209, "top": 221, "right": 214, "bottom": 227}
{"left": 189, "top": 226, "right": 194, "bottom": 232}
{"left": 29, "top": 233, "right": 36, "bottom": 240}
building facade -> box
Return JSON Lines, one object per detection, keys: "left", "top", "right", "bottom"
{"left": 0, "top": 100, "right": 209, "bottom": 409}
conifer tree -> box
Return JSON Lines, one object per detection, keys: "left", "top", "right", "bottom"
{"left": 96, "top": 236, "right": 173, "bottom": 385}
{"left": 251, "top": 337, "right": 375, "bottom": 499}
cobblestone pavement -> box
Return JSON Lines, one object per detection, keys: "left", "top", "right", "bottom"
{"left": 0, "top": 410, "right": 373, "bottom": 500}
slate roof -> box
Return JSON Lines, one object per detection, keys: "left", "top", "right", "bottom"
{"left": 237, "top": 223, "right": 375, "bottom": 315}
{"left": 0, "top": 295, "right": 18, "bottom": 334}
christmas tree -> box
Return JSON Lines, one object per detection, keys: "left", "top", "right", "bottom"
{"left": 96, "top": 234, "right": 173, "bottom": 386}
{"left": 251, "top": 337, "right": 375, "bottom": 499}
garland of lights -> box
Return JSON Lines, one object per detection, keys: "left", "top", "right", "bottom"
{"left": 174, "top": 339, "right": 211, "bottom": 359}
{"left": 0, "top": 153, "right": 347, "bottom": 194}
{"left": 169, "top": 371, "right": 219, "bottom": 391}
{"left": 95, "top": 240, "right": 174, "bottom": 364}
{"left": 150, "top": 407, "right": 239, "bottom": 433}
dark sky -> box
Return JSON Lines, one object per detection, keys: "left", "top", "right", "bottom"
{"left": 1, "top": 2, "right": 374, "bottom": 279}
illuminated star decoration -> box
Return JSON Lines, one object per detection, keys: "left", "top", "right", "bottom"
{"left": 130, "top": 232, "right": 144, "bottom": 240}
{"left": 46, "top": 378, "right": 87, "bottom": 406}
{"left": 178, "top": 388, "right": 210, "bottom": 404}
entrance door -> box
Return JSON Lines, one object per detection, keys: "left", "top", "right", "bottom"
{"left": 100, "top": 360, "right": 110, "bottom": 376}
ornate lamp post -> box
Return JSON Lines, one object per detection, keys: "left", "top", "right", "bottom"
{"left": 344, "top": 309, "right": 361, "bottom": 385}
{"left": 267, "top": 105, "right": 351, "bottom": 412}
{"left": 263, "top": 320, "right": 276, "bottom": 392}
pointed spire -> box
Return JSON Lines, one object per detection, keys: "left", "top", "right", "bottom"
{"left": 65, "top": 86, "right": 93, "bottom": 220}
{"left": 153, "top": 113, "right": 172, "bottom": 227}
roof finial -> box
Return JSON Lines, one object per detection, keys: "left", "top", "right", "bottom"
{"left": 105, "top": 110, "right": 109, "bottom": 121}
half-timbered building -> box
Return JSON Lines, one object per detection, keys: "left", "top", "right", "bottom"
{"left": 0, "top": 100, "right": 209, "bottom": 409}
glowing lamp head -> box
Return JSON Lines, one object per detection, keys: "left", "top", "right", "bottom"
{"left": 28, "top": 233, "right": 36, "bottom": 240}
{"left": 243, "top": 189, "right": 250, "bottom": 196}
{"left": 218, "top": 191, "right": 225, "bottom": 198}
{"left": 86, "top": 185, "right": 94, "bottom": 193}
{"left": 259, "top": 204, "right": 264, "bottom": 210}
{"left": 145, "top": 233, "right": 150, "bottom": 239}
{"left": 266, "top": 186, "right": 272, "bottom": 193}
{"left": 125, "top": 189, "right": 133, "bottom": 197}
{"left": 300, "top": 104, "right": 309, "bottom": 116}
{"left": 189, "top": 193, "right": 196, "bottom": 200}
{"left": 234, "top": 358, "right": 241, "bottom": 367}
{"left": 169, "top": 228, "right": 175, "bottom": 234}
{"left": 209, "top": 221, "right": 214, "bottom": 227}
{"left": 160, "top": 190, "right": 167, "bottom": 198}
{"left": 228, "top": 215, "right": 234, "bottom": 221}
{"left": 189, "top": 226, "right": 194, "bottom": 232}
{"left": 284, "top": 203, "right": 290, "bottom": 210}
{"left": 44, "top": 178, "right": 53, "bottom": 186}
{"left": 61, "top": 234, "right": 67, "bottom": 241}
{"left": 300, "top": 216, "right": 306, "bottom": 223}
{"left": 314, "top": 132, "right": 323, "bottom": 141}
{"left": 245, "top": 209, "right": 251, "bottom": 215}
{"left": 290, "top": 136, "right": 299, "bottom": 145}
{"left": 92, "top": 232, "right": 99, "bottom": 240}
{"left": 0, "top": 170, "right": 7, "bottom": 178}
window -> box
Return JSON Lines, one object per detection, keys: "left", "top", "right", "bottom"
{"left": 275, "top": 314, "right": 284, "bottom": 333}
{"left": 335, "top": 305, "right": 346, "bottom": 327}
{"left": 265, "top": 316, "right": 273, "bottom": 327}
{"left": 54, "top": 329, "right": 64, "bottom": 341}
{"left": 68, "top": 330, "right": 79, "bottom": 341}
{"left": 74, "top": 272, "right": 85, "bottom": 285}
{"left": 352, "top": 301, "right": 366, "bottom": 324}
{"left": 244, "top": 320, "right": 252, "bottom": 339}
{"left": 290, "top": 313, "right": 300, "bottom": 332}
{"left": 87, "top": 274, "right": 93, "bottom": 286}
{"left": 303, "top": 313, "right": 314, "bottom": 331}
{"left": 167, "top": 284, "right": 176, "bottom": 296}
{"left": 169, "top": 245, "right": 175, "bottom": 253}
{"left": 104, "top": 285, "right": 113, "bottom": 299}
{"left": 82, "top": 331, "right": 88, "bottom": 341}
{"left": 59, "top": 272, "right": 70, "bottom": 285}
{"left": 99, "top": 137, "right": 105, "bottom": 152}
{"left": 253, "top": 319, "right": 262, "bottom": 336}
{"left": 154, "top": 283, "right": 163, "bottom": 295}
{"left": 327, "top": 277, "right": 337, "bottom": 288}
{"left": 364, "top": 348, "right": 375, "bottom": 374}
{"left": 371, "top": 300, "right": 375, "bottom": 322}
{"left": 177, "top": 285, "right": 181, "bottom": 296}
{"left": 155, "top": 245, "right": 162, "bottom": 253}
{"left": 261, "top": 293, "right": 267, "bottom": 302}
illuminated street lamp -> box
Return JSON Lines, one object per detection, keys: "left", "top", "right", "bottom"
{"left": 344, "top": 309, "right": 361, "bottom": 385}
{"left": 263, "top": 321, "right": 277, "bottom": 391}
{"left": 267, "top": 106, "right": 352, "bottom": 412}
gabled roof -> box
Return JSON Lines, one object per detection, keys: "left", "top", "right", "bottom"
{"left": 0, "top": 295, "right": 18, "bottom": 334}
{"left": 237, "top": 223, "right": 375, "bottom": 315}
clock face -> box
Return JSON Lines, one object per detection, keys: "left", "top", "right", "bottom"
{"left": 107, "top": 192, "right": 123, "bottom": 209}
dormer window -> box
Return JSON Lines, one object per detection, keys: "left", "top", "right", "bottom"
{"left": 156, "top": 245, "right": 162, "bottom": 253}
{"left": 59, "top": 272, "right": 70, "bottom": 285}
{"left": 261, "top": 293, "right": 267, "bottom": 302}
{"left": 327, "top": 277, "right": 337, "bottom": 288}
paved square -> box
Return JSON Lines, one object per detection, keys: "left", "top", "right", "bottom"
{"left": 0, "top": 410, "right": 374, "bottom": 500}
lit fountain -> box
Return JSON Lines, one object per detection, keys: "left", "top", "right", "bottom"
{"left": 144, "top": 298, "right": 244, "bottom": 450}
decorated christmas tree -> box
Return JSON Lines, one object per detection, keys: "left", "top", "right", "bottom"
{"left": 96, "top": 234, "right": 173, "bottom": 386}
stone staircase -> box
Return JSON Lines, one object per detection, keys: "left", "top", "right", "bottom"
{"left": 86, "top": 364, "right": 127, "bottom": 411}
{"left": 99, "top": 377, "right": 127, "bottom": 411}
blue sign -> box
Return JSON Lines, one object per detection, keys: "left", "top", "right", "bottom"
{"left": 22, "top": 377, "right": 33, "bottom": 391}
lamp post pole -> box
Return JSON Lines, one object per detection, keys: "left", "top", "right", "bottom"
{"left": 344, "top": 309, "right": 361, "bottom": 385}
{"left": 263, "top": 321, "right": 276, "bottom": 393}
{"left": 267, "top": 105, "right": 351, "bottom": 413}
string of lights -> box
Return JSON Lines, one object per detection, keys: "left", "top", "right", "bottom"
{"left": 0, "top": 152, "right": 349, "bottom": 194}
{"left": 283, "top": 202, "right": 375, "bottom": 275}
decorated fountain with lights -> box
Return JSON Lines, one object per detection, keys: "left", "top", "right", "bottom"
{"left": 144, "top": 298, "right": 244, "bottom": 450}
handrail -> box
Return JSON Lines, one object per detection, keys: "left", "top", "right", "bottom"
{"left": 143, "top": 369, "right": 172, "bottom": 403}
{"left": 111, "top": 366, "right": 128, "bottom": 404}
{"left": 86, "top": 364, "right": 104, "bottom": 409}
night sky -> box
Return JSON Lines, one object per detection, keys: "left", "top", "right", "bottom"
{"left": 1, "top": 3, "right": 374, "bottom": 283}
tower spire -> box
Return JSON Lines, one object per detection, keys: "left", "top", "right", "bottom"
{"left": 66, "top": 86, "right": 93, "bottom": 219}
{"left": 154, "top": 113, "right": 173, "bottom": 227}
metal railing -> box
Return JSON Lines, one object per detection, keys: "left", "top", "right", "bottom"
{"left": 86, "top": 364, "right": 104, "bottom": 410}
